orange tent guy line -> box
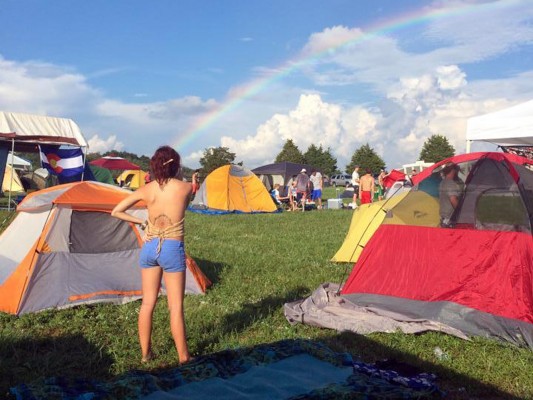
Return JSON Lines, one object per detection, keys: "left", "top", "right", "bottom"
{"left": 69, "top": 290, "right": 142, "bottom": 302}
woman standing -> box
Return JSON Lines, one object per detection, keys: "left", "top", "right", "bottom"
{"left": 111, "top": 146, "right": 192, "bottom": 364}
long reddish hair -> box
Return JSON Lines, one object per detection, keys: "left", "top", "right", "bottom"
{"left": 150, "top": 146, "right": 181, "bottom": 185}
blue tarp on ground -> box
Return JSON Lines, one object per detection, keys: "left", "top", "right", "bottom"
{"left": 11, "top": 339, "right": 440, "bottom": 399}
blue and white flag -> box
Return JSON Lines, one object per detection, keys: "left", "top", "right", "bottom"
{"left": 40, "top": 145, "right": 84, "bottom": 178}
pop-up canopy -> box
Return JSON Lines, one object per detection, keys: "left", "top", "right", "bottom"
{"left": 90, "top": 156, "right": 140, "bottom": 170}
{"left": 466, "top": 100, "right": 533, "bottom": 151}
{"left": 0, "top": 111, "right": 88, "bottom": 149}
{"left": 0, "top": 112, "right": 89, "bottom": 208}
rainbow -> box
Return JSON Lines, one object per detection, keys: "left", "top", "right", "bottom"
{"left": 173, "top": 0, "right": 512, "bottom": 151}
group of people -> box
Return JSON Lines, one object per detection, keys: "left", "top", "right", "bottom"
{"left": 271, "top": 168, "right": 323, "bottom": 211}
{"left": 350, "top": 165, "right": 390, "bottom": 207}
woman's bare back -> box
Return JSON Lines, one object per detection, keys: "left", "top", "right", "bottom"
{"left": 141, "top": 179, "right": 192, "bottom": 228}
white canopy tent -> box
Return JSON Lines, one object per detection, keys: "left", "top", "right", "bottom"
{"left": 0, "top": 112, "right": 88, "bottom": 148}
{"left": 466, "top": 100, "right": 533, "bottom": 152}
{"left": 0, "top": 112, "right": 88, "bottom": 209}
{"left": 6, "top": 153, "right": 31, "bottom": 170}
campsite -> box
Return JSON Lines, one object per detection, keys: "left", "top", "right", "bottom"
{"left": 2, "top": 1, "right": 533, "bottom": 396}
{"left": 1, "top": 197, "right": 532, "bottom": 398}
{"left": 0, "top": 111, "right": 532, "bottom": 398}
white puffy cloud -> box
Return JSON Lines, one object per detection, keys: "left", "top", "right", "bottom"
{"left": 182, "top": 149, "right": 205, "bottom": 166}
{"left": 0, "top": 56, "right": 101, "bottom": 116}
{"left": 87, "top": 134, "right": 124, "bottom": 153}
{"left": 216, "top": 93, "right": 383, "bottom": 169}
{"left": 302, "top": 26, "right": 364, "bottom": 55}
{"left": 381, "top": 65, "right": 517, "bottom": 164}
{"left": 191, "top": 57, "right": 530, "bottom": 170}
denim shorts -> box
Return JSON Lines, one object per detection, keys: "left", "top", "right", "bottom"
{"left": 139, "top": 239, "right": 186, "bottom": 273}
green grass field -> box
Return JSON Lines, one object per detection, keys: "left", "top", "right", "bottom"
{"left": 0, "top": 191, "right": 532, "bottom": 399}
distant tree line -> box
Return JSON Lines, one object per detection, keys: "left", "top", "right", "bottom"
{"left": 86, "top": 150, "right": 195, "bottom": 179}
{"left": 19, "top": 133, "right": 456, "bottom": 179}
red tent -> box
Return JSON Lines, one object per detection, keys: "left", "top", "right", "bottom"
{"left": 90, "top": 156, "right": 140, "bottom": 171}
{"left": 382, "top": 169, "right": 406, "bottom": 189}
{"left": 341, "top": 152, "right": 533, "bottom": 348}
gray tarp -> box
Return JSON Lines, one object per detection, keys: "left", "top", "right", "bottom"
{"left": 285, "top": 283, "right": 533, "bottom": 349}
{"left": 284, "top": 283, "right": 469, "bottom": 339}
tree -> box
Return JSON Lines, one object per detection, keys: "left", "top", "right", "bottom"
{"left": 303, "top": 144, "right": 337, "bottom": 177}
{"left": 346, "top": 144, "right": 385, "bottom": 175}
{"left": 275, "top": 139, "right": 304, "bottom": 163}
{"left": 419, "top": 134, "right": 455, "bottom": 163}
{"left": 199, "top": 146, "right": 236, "bottom": 174}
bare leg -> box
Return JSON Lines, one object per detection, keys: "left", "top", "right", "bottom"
{"left": 352, "top": 188, "right": 358, "bottom": 207}
{"left": 163, "top": 270, "right": 191, "bottom": 363}
{"left": 139, "top": 267, "right": 162, "bottom": 361}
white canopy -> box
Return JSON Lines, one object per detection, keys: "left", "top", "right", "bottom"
{"left": 0, "top": 111, "right": 88, "bottom": 148}
{"left": 6, "top": 153, "right": 31, "bottom": 168}
{"left": 466, "top": 100, "right": 533, "bottom": 151}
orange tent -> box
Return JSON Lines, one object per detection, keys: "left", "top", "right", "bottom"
{"left": 0, "top": 181, "right": 211, "bottom": 315}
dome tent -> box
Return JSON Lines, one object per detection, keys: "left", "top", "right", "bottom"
{"left": 117, "top": 169, "right": 149, "bottom": 189}
{"left": 189, "top": 164, "right": 278, "bottom": 214}
{"left": 0, "top": 181, "right": 211, "bottom": 315}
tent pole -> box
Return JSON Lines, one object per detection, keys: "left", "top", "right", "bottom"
{"left": 7, "top": 138, "right": 15, "bottom": 211}
{"left": 81, "top": 147, "right": 87, "bottom": 181}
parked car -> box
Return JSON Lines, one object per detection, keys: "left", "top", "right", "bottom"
{"left": 330, "top": 174, "right": 352, "bottom": 187}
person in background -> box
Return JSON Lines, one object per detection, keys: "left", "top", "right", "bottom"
{"left": 288, "top": 180, "right": 298, "bottom": 211}
{"left": 271, "top": 183, "right": 290, "bottom": 208}
{"left": 295, "top": 168, "right": 310, "bottom": 210}
{"left": 191, "top": 169, "right": 200, "bottom": 196}
{"left": 439, "top": 162, "right": 461, "bottom": 228}
{"left": 359, "top": 169, "right": 375, "bottom": 204}
{"left": 111, "top": 146, "right": 192, "bottom": 365}
{"left": 377, "top": 169, "right": 387, "bottom": 201}
{"left": 351, "top": 165, "right": 360, "bottom": 208}
{"left": 310, "top": 170, "right": 323, "bottom": 209}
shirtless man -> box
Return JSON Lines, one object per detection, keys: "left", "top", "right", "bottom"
{"left": 359, "top": 169, "right": 375, "bottom": 204}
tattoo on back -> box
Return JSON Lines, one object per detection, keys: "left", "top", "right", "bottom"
{"left": 153, "top": 214, "right": 172, "bottom": 229}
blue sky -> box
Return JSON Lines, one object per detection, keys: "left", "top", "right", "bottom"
{"left": 1, "top": 0, "right": 532, "bottom": 170}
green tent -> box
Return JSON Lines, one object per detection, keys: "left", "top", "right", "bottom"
{"left": 89, "top": 165, "right": 115, "bottom": 185}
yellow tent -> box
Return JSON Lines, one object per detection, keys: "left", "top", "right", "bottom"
{"left": 189, "top": 164, "right": 277, "bottom": 214}
{"left": 2, "top": 165, "right": 25, "bottom": 194}
{"left": 332, "top": 191, "right": 439, "bottom": 263}
{"left": 117, "top": 170, "right": 148, "bottom": 189}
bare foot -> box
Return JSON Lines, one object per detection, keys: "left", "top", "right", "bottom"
{"left": 179, "top": 356, "right": 195, "bottom": 365}
{"left": 141, "top": 351, "right": 154, "bottom": 363}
